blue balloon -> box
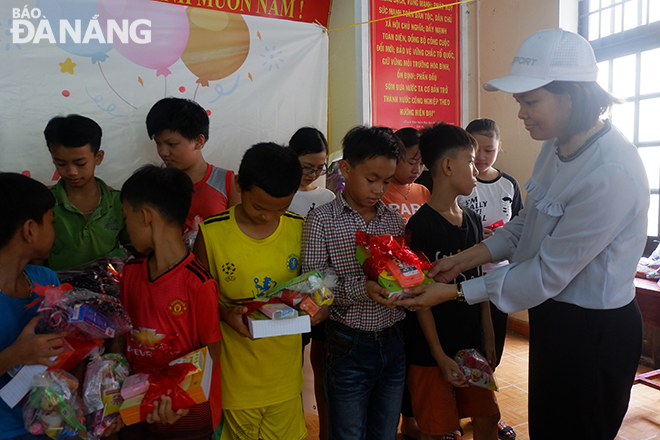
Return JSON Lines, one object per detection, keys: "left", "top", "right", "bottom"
{"left": 37, "top": 0, "right": 112, "bottom": 63}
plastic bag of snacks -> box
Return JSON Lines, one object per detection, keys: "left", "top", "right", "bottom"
{"left": 247, "top": 270, "right": 336, "bottom": 318}
{"left": 183, "top": 215, "right": 202, "bottom": 251}
{"left": 355, "top": 231, "right": 433, "bottom": 296}
{"left": 57, "top": 255, "right": 127, "bottom": 298}
{"left": 326, "top": 157, "right": 345, "bottom": 194}
{"left": 83, "top": 352, "right": 130, "bottom": 439}
{"left": 454, "top": 349, "right": 498, "bottom": 391}
{"left": 34, "top": 284, "right": 132, "bottom": 339}
{"left": 268, "top": 270, "right": 334, "bottom": 302}
{"left": 23, "top": 370, "right": 87, "bottom": 439}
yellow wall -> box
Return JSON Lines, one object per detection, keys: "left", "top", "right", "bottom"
{"left": 476, "top": 0, "right": 577, "bottom": 323}
{"left": 477, "top": 0, "right": 564, "bottom": 198}
{"left": 327, "top": 0, "right": 364, "bottom": 154}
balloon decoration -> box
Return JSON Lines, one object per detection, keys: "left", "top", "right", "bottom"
{"left": 96, "top": 0, "right": 189, "bottom": 77}
{"left": 181, "top": 8, "right": 250, "bottom": 87}
{"left": 36, "top": 0, "right": 113, "bottom": 63}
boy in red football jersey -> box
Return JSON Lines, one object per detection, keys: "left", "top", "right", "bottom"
{"left": 114, "top": 165, "right": 222, "bottom": 440}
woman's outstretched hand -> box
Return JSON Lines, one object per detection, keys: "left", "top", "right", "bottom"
{"left": 428, "top": 256, "right": 462, "bottom": 283}
{"left": 394, "top": 282, "right": 457, "bottom": 311}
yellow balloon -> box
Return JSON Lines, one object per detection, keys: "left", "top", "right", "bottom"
{"left": 182, "top": 8, "right": 250, "bottom": 86}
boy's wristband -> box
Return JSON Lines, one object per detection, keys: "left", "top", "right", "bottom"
{"left": 455, "top": 282, "right": 466, "bottom": 302}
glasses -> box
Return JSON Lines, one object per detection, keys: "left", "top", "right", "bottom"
{"left": 301, "top": 164, "right": 328, "bottom": 176}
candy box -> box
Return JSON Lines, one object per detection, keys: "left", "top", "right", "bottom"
{"left": 118, "top": 347, "right": 213, "bottom": 426}
{"left": 247, "top": 310, "right": 311, "bottom": 339}
{"left": 69, "top": 304, "right": 116, "bottom": 339}
{"left": 279, "top": 290, "right": 322, "bottom": 317}
{"left": 120, "top": 373, "right": 150, "bottom": 400}
{"left": 260, "top": 303, "right": 298, "bottom": 320}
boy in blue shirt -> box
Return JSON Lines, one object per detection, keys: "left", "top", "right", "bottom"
{"left": 301, "top": 126, "right": 405, "bottom": 440}
{"left": 0, "top": 173, "right": 68, "bottom": 440}
{"left": 44, "top": 114, "right": 129, "bottom": 270}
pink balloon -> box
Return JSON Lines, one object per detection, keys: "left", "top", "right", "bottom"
{"left": 97, "top": 0, "right": 189, "bottom": 77}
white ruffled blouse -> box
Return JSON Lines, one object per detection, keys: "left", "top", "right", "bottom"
{"left": 463, "top": 120, "right": 650, "bottom": 312}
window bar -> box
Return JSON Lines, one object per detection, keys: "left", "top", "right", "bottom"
{"left": 634, "top": 52, "right": 641, "bottom": 144}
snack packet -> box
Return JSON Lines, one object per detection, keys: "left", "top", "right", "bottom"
{"left": 454, "top": 348, "right": 498, "bottom": 391}
{"left": 264, "top": 270, "right": 335, "bottom": 307}
{"left": 23, "top": 370, "right": 87, "bottom": 439}
{"left": 83, "top": 352, "right": 130, "bottom": 439}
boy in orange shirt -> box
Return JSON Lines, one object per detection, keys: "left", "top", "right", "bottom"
{"left": 382, "top": 127, "right": 430, "bottom": 224}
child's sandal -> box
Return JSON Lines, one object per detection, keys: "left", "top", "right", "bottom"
{"left": 497, "top": 420, "right": 516, "bottom": 439}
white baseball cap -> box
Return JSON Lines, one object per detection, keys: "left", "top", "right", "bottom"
{"left": 483, "top": 28, "right": 598, "bottom": 93}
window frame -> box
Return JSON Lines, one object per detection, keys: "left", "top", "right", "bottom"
{"left": 579, "top": 0, "right": 660, "bottom": 251}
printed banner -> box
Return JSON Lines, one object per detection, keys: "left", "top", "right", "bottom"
{"left": 370, "top": 0, "right": 460, "bottom": 129}
{"left": 0, "top": 0, "right": 328, "bottom": 188}
{"left": 151, "top": 0, "right": 332, "bottom": 28}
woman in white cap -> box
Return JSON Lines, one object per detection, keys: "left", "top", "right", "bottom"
{"left": 395, "top": 28, "right": 649, "bottom": 439}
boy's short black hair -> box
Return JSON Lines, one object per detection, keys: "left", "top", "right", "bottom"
{"left": 238, "top": 143, "right": 302, "bottom": 198}
{"left": 419, "top": 123, "right": 477, "bottom": 174}
{"left": 121, "top": 165, "right": 193, "bottom": 228}
{"left": 395, "top": 127, "right": 420, "bottom": 149}
{"left": 288, "top": 127, "right": 328, "bottom": 157}
{"left": 342, "top": 126, "right": 404, "bottom": 167}
{"left": 0, "top": 173, "right": 55, "bottom": 250}
{"left": 146, "top": 97, "right": 210, "bottom": 142}
{"left": 44, "top": 114, "right": 103, "bottom": 153}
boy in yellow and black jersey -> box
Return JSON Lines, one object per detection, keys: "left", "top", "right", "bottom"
{"left": 193, "top": 143, "right": 308, "bottom": 440}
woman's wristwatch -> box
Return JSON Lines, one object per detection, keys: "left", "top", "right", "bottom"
{"left": 455, "top": 282, "right": 466, "bottom": 302}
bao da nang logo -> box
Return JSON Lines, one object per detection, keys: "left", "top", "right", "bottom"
{"left": 11, "top": 6, "right": 151, "bottom": 44}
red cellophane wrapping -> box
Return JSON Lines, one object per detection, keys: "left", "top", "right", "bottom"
{"left": 356, "top": 231, "right": 431, "bottom": 281}
{"left": 120, "top": 347, "right": 212, "bottom": 425}
{"left": 138, "top": 363, "right": 197, "bottom": 421}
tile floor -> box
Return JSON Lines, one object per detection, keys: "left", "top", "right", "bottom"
{"left": 302, "top": 332, "right": 660, "bottom": 440}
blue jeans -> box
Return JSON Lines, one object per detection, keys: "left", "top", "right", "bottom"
{"left": 323, "top": 320, "right": 406, "bottom": 440}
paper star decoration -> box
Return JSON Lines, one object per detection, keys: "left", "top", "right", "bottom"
{"left": 59, "top": 58, "right": 76, "bottom": 75}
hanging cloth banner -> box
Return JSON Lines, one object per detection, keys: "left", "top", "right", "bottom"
{"left": 149, "top": 0, "right": 332, "bottom": 27}
{"left": 0, "top": 0, "right": 328, "bottom": 188}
